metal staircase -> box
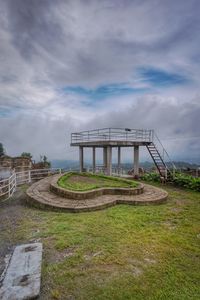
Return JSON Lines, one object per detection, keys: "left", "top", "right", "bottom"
{"left": 147, "top": 143, "right": 169, "bottom": 178}
{"left": 146, "top": 133, "right": 176, "bottom": 180}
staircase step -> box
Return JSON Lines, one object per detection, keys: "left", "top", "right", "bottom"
{"left": 147, "top": 141, "right": 175, "bottom": 180}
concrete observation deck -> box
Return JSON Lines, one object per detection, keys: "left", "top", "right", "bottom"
{"left": 70, "top": 128, "right": 154, "bottom": 177}
{"left": 71, "top": 128, "right": 153, "bottom": 147}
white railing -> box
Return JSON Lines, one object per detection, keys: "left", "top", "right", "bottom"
{"left": 0, "top": 168, "right": 62, "bottom": 201}
{"left": 87, "top": 166, "right": 127, "bottom": 176}
{"left": 71, "top": 128, "right": 154, "bottom": 144}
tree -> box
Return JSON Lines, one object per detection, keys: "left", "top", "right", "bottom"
{"left": 21, "top": 152, "right": 32, "bottom": 159}
{"left": 40, "top": 155, "right": 51, "bottom": 167}
{"left": 0, "top": 143, "right": 5, "bottom": 157}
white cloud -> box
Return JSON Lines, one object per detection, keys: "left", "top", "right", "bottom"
{"left": 0, "top": 0, "right": 199, "bottom": 162}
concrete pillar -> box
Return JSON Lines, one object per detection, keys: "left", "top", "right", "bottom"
{"left": 134, "top": 145, "right": 139, "bottom": 178}
{"left": 103, "top": 147, "right": 107, "bottom": 171}
{"left": 92, "top": 147, "right": 96, "bottom": 173}
{"left": 79, "top": 146, "right": 84, "bottom": 172}
{"left": 107, "top": 146, "right": 112, "bottom": 176}
{"left": 117, "top": 146, "right": 121, "bottom": 174}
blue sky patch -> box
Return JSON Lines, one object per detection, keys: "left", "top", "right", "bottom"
{"left": 0, "top": 108, "right": 13, "bottom": 117}
{"left": 138, "top": 67, "right": 189, "bottom": 87}
{"left": 0, "top": 106, "right": 22, "bottom": 118}
{"left": 62, "top": 83, "right": 148, "bottom": 101}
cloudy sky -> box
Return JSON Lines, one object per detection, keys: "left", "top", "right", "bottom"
{"left": 0, "top": 0, "right": 200, "bottom": 163}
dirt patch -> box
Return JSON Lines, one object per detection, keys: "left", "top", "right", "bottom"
{"left": 58, "top": 173, "right": 135, "bottom": 191}
{"left": 44, "top": 244, "right": 78, "bottom": 264}
{"left": 84, "top": 251, "right": 103, "bottom": 261}
{"left": 0, "top": 187, "right": 35, "bottom": 283}
{"left": 67, "top": 175, "right": 101, "bottom": 185}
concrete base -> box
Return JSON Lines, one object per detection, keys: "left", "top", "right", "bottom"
{"left": 0, "top": 243, "right": 43, "bottom": 300}
{"left": 133, "top": 146, "right": 139, "bottom": 177}
{"left": 26, "top": 175, "right": 168, "bottom": 212}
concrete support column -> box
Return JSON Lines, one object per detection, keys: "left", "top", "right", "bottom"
{"left": 92, "top": 147, "right": 96, "bottom": 173}
{"left": 79, "top": 146, "right": 84, "bottom": 172}
{"left": 107, "top": 146, "right": 112, "bottom": 176}
{"left": 134, "top": 145, "right": 139, "bottom": 178}
{"left": 103, "top": 147, "right": 107, "bottom": 171}
{"left": 117, "top": 146, "right": 121, "bottom": 174}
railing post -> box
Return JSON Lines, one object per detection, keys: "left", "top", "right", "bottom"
{"left": 59, "top": 168, "right": 61, "bottom": 174}
{"left": 28, "top": 170, "right": 31, "bottom": 183}
{"left": 14, "top": 172, "right": 16, "bottom": 192}
{"left": 8, "top": 177, "right": 10, "bottom": 198}
{"left": 151, "top": 130, "right": 154, "bottom": 142}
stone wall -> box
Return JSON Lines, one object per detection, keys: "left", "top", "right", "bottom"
{"left": 0, "top": 156, "right": 32, "bottom": 172}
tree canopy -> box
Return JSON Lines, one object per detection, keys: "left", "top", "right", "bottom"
{"left": 0, "top": 143, "right": 5, "bottom": 157}
{"left": 21, "top": 152, "right": 32, "bottom": 159}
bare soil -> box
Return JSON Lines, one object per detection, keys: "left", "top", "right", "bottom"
{"left": 67, "top": 175, "right": 102, "bottom": 185}
{"left": 0, "top": 188, "right": 27, "bottom": 283}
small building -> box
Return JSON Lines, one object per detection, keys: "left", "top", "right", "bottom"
{"left": 0, "top": 155, "right": 32, "bottom": 172}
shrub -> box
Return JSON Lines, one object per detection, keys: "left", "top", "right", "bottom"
{"left": 141, "top": 172, "right": 160, "bottom": 182}
{"left": 141, "top": 172, "right": 200, "bottom": 192}
{"left": 173, "top": 173, "right": 200, "bottom": 192}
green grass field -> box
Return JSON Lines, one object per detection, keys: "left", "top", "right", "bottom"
{"left": 57, "top": 172, "right": 138, "bottom": 191}
{"left": 0, "top": 183, "right": 199, "bottom": 299}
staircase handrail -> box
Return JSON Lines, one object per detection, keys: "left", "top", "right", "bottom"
{"left": 154, "top": 133, "right": 177, "bottom": 171}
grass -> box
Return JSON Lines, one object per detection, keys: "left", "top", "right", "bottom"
{"left": 57, "top": 172, "right": 138, "bottom": 191}
{"left": 0, "top": 183, "right": 200, "bottom": 299}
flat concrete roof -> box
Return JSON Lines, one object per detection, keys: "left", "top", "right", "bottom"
{"left": 71, "top": 140, "right": 151, "bottom": 147}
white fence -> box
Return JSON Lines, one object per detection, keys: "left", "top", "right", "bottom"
{"left": 0, "top": 168, "right": 61, "bottom": 201}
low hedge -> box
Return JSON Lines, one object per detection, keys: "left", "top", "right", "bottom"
{"left": 141, "top": 172, "right": 200, "bottom": 192}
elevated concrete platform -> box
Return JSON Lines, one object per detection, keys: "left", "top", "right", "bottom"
{"left": 71, "top": 140, "right": 151, "bottom": 147}
{"left": 70, "top": 128, "right": 154, "bottom": 176}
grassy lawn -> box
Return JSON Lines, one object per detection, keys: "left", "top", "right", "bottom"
{"left": 58, "top": 172, "right": 138, "bottom": 191}
{"left": 0, "top": 183, "right": 199, "bottom": 299}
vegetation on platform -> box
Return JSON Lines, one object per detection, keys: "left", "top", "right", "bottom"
{"left": 58, "top": 172, "right": 138, "bottom": 191}
{"left": 141, "top": 172, "right": 200, "bottom": 192}
{"left": 0, "top": 184, "right": 199, "bottom": 299}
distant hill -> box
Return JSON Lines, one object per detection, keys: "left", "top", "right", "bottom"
{"left": 51, "top": 159, "right": 200, "bottom": 170}
{"left": 51, "top": 159, "right": 79, "bottom": 170}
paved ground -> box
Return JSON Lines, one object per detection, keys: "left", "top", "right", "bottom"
{"left": 26, "top": 175, "right": 168, "bottom": 212}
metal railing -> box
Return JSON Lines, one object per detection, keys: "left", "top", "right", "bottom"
{"left": 0, "top": 168, "right": 62, "bottom": 201}
{"left": 71, "top": 128, "right": 154, "bottom": 144}
{"left": 87, "top": 166, "right": 128, "bottom": 176}
{"left": 153, "top": 133, "right": 177, "bottom": 174}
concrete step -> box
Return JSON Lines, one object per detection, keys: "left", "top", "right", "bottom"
{"left": 0, "top": 243, "right": 42, "bottom": 300}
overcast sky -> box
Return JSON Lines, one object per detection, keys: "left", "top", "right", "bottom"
{"left": 0, "top": 0, "right": 200, "bottom": 163}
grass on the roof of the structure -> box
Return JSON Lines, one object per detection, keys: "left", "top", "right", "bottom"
{"left": 0, "top": 182, "right": 199, "bottom": 300}
{"left": 57, "top": 171, "right": 138, "bottom": 191}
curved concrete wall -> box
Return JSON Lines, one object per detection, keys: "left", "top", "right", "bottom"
{"left": 50, "top": 175, "right": 144, "bottom": 200}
